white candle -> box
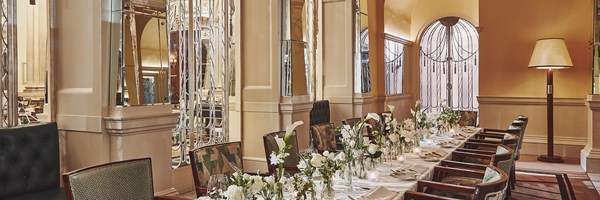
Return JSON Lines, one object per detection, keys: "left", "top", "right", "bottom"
{"left": 425, "top": 139, "right": 433, "bottom": 145}
{"left": 397, "top": 155, "right": 406, "bottom": 163}
{"left": 367, "top": 170, "right": 379, "bottom": 182}
{"left": 413, "top": 147, "right": 422, "bottom": 154}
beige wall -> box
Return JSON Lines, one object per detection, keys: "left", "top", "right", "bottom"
{"left": 410, "top": 0, "right": 478, "bottom": 41}
{"left": 479, "top": 0, "right": 592, "bottom": 157}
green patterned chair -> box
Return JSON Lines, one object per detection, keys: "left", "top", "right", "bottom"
{"left": 62, "top": 158, "right": 185, "bottom": 200}
{"left": 458, "top": 110, "right": 478, "bottom": 127}
{"left": 263, "top": 131, "right": 300, "bottom": 174}
{"left": 189, "top": 142, "right": 243, "bottom": 197}
{"left": 309, "top": 123, "right": 338, "bottom": 153}
{"left": 405, "top": 165, "right": 508, "bottom": 200}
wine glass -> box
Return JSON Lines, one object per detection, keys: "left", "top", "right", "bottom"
{"left": 207, "top": 174, "right": 229, "bottom": 199}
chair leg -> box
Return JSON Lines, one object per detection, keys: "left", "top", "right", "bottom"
{"left": 510, "top": 168, "right": 516, "bottom": 189}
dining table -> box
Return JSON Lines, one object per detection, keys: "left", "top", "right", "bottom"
{"left": 330, "top": 127, "right": 482, "bottom": 199}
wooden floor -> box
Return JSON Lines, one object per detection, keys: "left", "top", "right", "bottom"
{"left": 176, "top": 154, "right": 600, "bottom": 199}
{"left": 514, "top": 155, "right": 600, "bottom": 200}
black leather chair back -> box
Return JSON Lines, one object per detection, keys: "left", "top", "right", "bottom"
{"left": 310, "top": 100, "right": 330, "bottom": 126}
{"left": 0, "top": 122, "right": 59, "bottom": 199}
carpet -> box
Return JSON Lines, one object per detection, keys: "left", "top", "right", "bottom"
{"left": 511, "top": 169, "right": 600, "bottom": 200}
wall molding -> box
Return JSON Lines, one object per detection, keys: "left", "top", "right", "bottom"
{"left": 523, "top": 135, "right": 587, "bottom": 146}
{"left": 384, "top": 93, "right": 412, "bottom": 102}
{"left": 57, "top": 114, "right": 103, "bottom": 133}
{"left": 478, "top": 96, "right": 585, "bottom": 107}
{"left": 353, "top": 95, "right": 386, "bottom": 105}
{"left": 104, "top": 113, "right": 178, "bottom": 135}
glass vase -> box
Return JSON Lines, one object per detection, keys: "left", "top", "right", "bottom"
{"left": 344, "top": 163, "right": 354, "bottom": 191}
{"left": 321, "top": 177, "right": 335, "bottom": 200}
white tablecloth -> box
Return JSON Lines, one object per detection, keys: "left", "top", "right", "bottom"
{"left": 331, "top": 128, "right": 481, "bottom": 199}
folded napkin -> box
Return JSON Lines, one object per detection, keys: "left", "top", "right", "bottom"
{"left": 394, "top": 164, "right": 428, "bottom": 175}
{"left": 419, "top": 149, "right": 448, "bottom": 158}
{"left": 359, "top": 186, "right": 400, "bottom": 200}
{"left": 461, "top": 126, "right": 478, "bottom": 133}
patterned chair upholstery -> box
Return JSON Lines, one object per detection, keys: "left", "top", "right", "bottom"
{"left": 309, "top": 123, "right": 337, "bottom": 153}
{"left": 442, "top": 145, "right": 514, "bottom": 188}
{"left": 309, "top": 100, "right": 330, "bottom": 126}
{"left": 189, "top": 142, "right": 243, "bottom": 197}
{"left": 0, "top": 122, "right": 65, "bottom": 200}
{"left": 458, "top": 110, "right": 478, "bottom": 126}
{"left": 263, "top": 131, "right": 300, "bottom": 174}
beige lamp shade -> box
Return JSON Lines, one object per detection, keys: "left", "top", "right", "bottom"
{"left": 528, "top": 38, "right": 573, "bottom": 69}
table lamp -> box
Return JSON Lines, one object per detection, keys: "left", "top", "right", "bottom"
{"left": 528, "top": 38, "right": 573, "bottom": 163}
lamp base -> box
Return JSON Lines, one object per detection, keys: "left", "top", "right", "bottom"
{"left": 537, "top": 155, "right": 564, "bottom": 163}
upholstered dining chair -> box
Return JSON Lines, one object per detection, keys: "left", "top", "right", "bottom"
{"left": 342, "top": 117, "right": 362, "bottom": 127}
{"left": 309, "top": 123, "right": 338, "bottom": 153}
{"left": 309, "top": 100, "right": 330, "bottom": 126}
{"left": 442, "top": 145, "right": 514, "bottom": 191}
{"left": 458, "top": 110, "right": 478, "bottom": 127}
{"left": 189, "top": 142, "right": 243, "bottom": 197}
{"left": 62, "top": 158, "right": 186, "bottom": 200}
{"left": 263, "top": 131, "right": 301, "bottom": 174}
{"left": 405, "top": 165, "right": 509, "bottom": 200}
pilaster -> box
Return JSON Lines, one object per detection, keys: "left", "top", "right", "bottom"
{"left": 582, "top": 95, "right": 600, "bottom": 172}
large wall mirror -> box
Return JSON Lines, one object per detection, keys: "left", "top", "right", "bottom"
{"left": 109, "top": 0, "right": 170, "bottom": 106}
{"left": 354, "top": 0, "right": 370, "bottom": 93}
{"left": 0, "top": 0, "right": 53, "bottom": 126}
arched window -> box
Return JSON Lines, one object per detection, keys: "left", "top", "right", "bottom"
{"left": 419, "top": 17, "right": 479, "bottom": 112}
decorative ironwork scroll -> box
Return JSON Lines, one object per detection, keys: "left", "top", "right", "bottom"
{"left": 419, "top": 17, "right": 479, "bottom": 112}
{"left": 168, "top": 0, "right": 234, "bottom": 168}
{"left": 0, "top": 0, "right": 18, "bottom": 127}
{"left": 384, "top": 37, "right": 404, "bottom": 95}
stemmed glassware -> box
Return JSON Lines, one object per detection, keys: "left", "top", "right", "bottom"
{"left": 207, "top": 174, "right": 229, "bottom": 199}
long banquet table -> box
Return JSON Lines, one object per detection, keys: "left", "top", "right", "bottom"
{"left": 332, "top": 128, "right": 482, "bottom": 199}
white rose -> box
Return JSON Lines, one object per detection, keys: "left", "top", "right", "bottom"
{"left": 297, "top": 160, "right": 307, "bottom": 170}
{"left": 368, "top": 144, "right": 378, "bottom": 155}
{"left": 389, "top": 133, "right": 399, "bottom": 143}
{"left": 311, "top": 153, "right": 325, "bottom": 168}
{"left": 341, "top": 126, "right": 352, "bottom": 139}
{"left": 334, "top": 152, "right": 345, "bottom": 161}
{"left": 223, "top": 185, "right": 244, "bottom": 200}
{"left": 242, "top": 173, "right": 251, "bottom": 181}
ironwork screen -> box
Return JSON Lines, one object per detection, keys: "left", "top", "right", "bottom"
{"left": 419, "top": 17, "right": 479, "bottom": 112}
{"left": 384, "top": 37, "right": 404, "bottom": 95}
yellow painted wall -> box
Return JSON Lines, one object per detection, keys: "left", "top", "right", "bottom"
{"left": 410, "top": 0, "right": 478, "bottom": 41}
{"left": 479, "top": 0, "right": 592, "bottom": 98}
{"left": 478, "top": 0, "right": 592, "bottom": 156}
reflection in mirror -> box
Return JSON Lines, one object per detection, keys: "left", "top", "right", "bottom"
{"left": 168, "top": 0, "right": 235, "bottom": 168}
{"left": 594, "top": 0, "right": 600, "bottom": 94}
{"left": 109, "top": 0, "right": 170, "bottom": 106}
{"left": 354, "top": 0, "right": 370, "bottom": 93}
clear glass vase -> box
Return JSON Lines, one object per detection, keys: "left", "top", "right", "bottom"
{"left": 345, "top": 163, "right": 354, "bottom": 191}
{"left": 321, "top": 178, "right": 335, "bottom": 200}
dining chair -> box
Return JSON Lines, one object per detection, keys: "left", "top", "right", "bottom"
{"left": 405, "top": 165, "right": 509, "bottom": 200}
{"left": 441, "top": 145, "right": 514, "bottom": 195}
{"left": 189, "top": 142, "right": 243, "bottom": 197}
{"left": 263, "top": 130, "right": 301, "bottom": 174}
{"left": 458, "top": 110, "right": 479, "bottom": 127}
{"left": 62, "top": 158, "right": 187, "bottom": 200}
{"left": 342, "top": 117, "right": 362, "bottom": 127}
{"left": 309, "top": 123, "right": 338, "bottom": 153}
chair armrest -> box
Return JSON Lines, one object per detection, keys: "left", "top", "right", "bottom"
{"left": 417, "top": 180, "right": 476, "bottom": 195}
{"left": 451, "top": 151, "right": 492, "bottom": 161}
{"left": 404, "top": 190, "right": 461, "bottom": 200}
{"left": 463, "top": 141, "right": 500, "bottom": 149}
{"left": 455, "top": 148, "right": 495, "bottom": 155}
{"left": 433, "top": 166, "right": 485, "bottom": 178}
{"left": 468, "top": 138, "right": 502, "bottom": 145}
{"left": 440, "top": 160, "right": 488, "bottom": 171}
{"left": 482, "top": 128, "right": 508, "bottom": 133}
{"left": 155, "top": 196, "right": 194, "bottom": 200}
{"left": 475, "top": 133, "right": 505, "bottom": 139}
